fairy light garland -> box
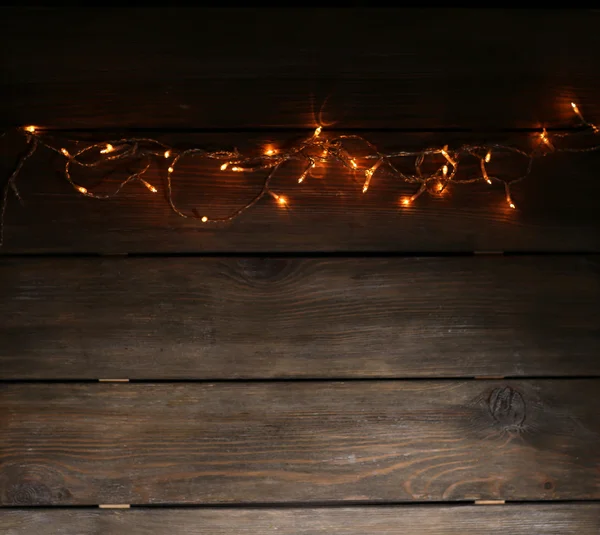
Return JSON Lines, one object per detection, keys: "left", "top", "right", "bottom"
{"left": 1, "top": 102, "right": 600, "bottom": 246}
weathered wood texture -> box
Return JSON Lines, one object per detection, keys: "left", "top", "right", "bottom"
{"left": 3, "top": 505, "right": 600, "bottom": 535}
{"left": 1, "top": 381, "right": 598, "bottom": 505}
{"left": 2, "top": 131, "right": 600, "bottom": 253}
{"left": 1, "top": 9, "right": 600, "bottom": 129}
{"left": 1, "top": 256, "right": 598, "bottom": 379}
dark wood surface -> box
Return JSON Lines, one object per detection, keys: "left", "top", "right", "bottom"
{"left": 1, "top": 9, "right": 600, "bottom": 129}
{"left": 2, "top": 131, "right": 600, "bottom": 253}
{"left": 3, "top": 504, "right": 600, "bottom": 535}
{"left": 1, "top": 381, "right": 599, "bottom": 505}
{"left": 1, "top": 6, "right": 599, "bottom": 529}
{"left": 1, "top": 256, "right": 599, "bottom": 379}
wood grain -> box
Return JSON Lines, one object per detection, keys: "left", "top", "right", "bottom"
{"left": 1, "top": 381, "right": 599, "bottom": 504}
{"left": 2, "top": 131, "right": 600, "bottom": 253}
{"left": 1, "top": 256, "right": 599, "bottom": 379}
{"left": 1, "top": 9, "right": 600, "bottom": 129}
{"left": 2, "top": 505, "right": 600, "bottom": 535}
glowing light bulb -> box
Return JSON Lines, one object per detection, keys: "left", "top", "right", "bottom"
{"left": 100, "top": 144, "right": 114, "bottom": 154}
{"left": 24, "top": 125, "right": 36, "bottom": 133}
{"left": 362, "top": 169, "right": 374, "bottom": 193}
{"left": 485, "top": 150, "right": 492, "bottom": 163}
{"left": 231, "top": 166, "right": 243, "bottom": 172}
{"left": 141, "top": 180, "right": 157, "bottom": 193}
{"left": 220, "top": 163, "right": 229, "bottom": 171}
{"left": 264, "top": 146, "right": 277, "bottom": 156}
{"left": 442, "top": 165, "right": 448, "bottom": 177}
{"left": 164, "top": 150, "right": 171, "bottom": 159}
{"left": 321, "top": 149, "right": 328, "bottom": 158}
{"left": 440, "top": 145, "right": 457, "bottom": 166}
{"left": 401, "top": 197, "right": 411, "bottom": 206}
{"left": 201, "top": 216, "right": 208, "bottom": 223}
{"left": 362, "top": 159, "right": 383, "bottom": 193}
{"left": 313, "top": 126, "right": 322, "bottom": 137}
{"left": 350, "top": 159, "right": 358, "bottom": 169}
{"left": 60, "top": 148, "right": 70, "bottom": 157}
{"left": 540, "top": 128, "right": 554, "bottom": 150}
{"left": 509, "top": 202, "right": 516, "bottom": 209}
{"left": 269, "top": 192, "right": 287, "bottom": 206}
{"left": 298, "top": 169, "right": 309, "bottom": 183}
{"left": 168, "top": 166, "right": 174, "bottom": 173}
{"left": 571, "top": 101, "right": 585, "bottom": 122}
{"left": 480, "top": 160, "right": 492, "bottom": 185}
{"left": 437, "top": 182, "right": 444, "bottom": 193}
{"left": 77, "top": 186, "right": 88, "bottom": 194}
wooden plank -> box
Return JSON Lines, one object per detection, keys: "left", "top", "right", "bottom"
{"left": 1, "top": 256, "right": 599, "bottom": 379}
{"left": 1, "top": 8, "right": 600, "bottom": 129}
{"left": 1, "top": 381, "right": 598, "bottom": 504}
{"left": 2, "top": 131, "right": 600, "bottom": 253}
{"left": 2, "top": 505, "right": 600, "bottom": 535}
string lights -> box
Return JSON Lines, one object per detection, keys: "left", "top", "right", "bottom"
{"left": 1, "top": 101, "right": 600, "bottom": 246}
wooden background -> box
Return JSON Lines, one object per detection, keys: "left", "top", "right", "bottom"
{"left": 1, "top": 7, "right": 599, "bottom": 534}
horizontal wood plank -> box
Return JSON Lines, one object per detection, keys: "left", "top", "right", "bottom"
{"left": 1, "top": 256, "right": 599, "bottom": 379}
{"left": 1, "top": 381, "right": 599, "bottom": 504}
{"left": 1, "top": 9, "right": 600, "bottom": 129}
{"left": 2, "top": 505, "right": 600, "bottom": 535}
{"left": 2, "top": 131, "right": 600, "bottom": 253}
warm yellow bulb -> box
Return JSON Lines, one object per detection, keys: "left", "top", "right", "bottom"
{"left": 442, "top": 165, "right": 448, "bottom": 176}
{"left": 231, "top": 166, "right": 243, "bottom": 172}
{"left": 100, "top": 144, "right": 114, "bottom": 154}
{"left": 201, "top": 216, "right": 208, "bottom": 223}
{"left": 436, "top": 182, "right": 444, "bottom": 193}
{"left": 220, "top": 163, "right": 229, "bottom": 171}
{"left": 540, "top": 128, "right": 554, "bottom": 149}
{"left": 168, "top": 166, "right": 174, "bottom": 173}
{"left": 314, "top": 126, "right": 322, "bottom": 137}
{"left": 401, "top": 197, "right": 411, "bottom": 206}
{"left": 350, "top": 159, "right": 358, "bottom": 169}
{"left": 264, "top": 146, "right": 277, "bottom": 156}
{"left": 24, "top": 125, "right": 37, "bottom": 133}
{"left": 440, "top": 145, "right": 456, "bottom": 166}
{"left": 485, "top": 150, "right": 491, "bottom": 163}
{"left": 277, "top": 196, "right": 287, "bottom": 205}
{"left": 509, "top": 202, "right": 516, "bottom": 209}
{"left": 480, "top": 160, "right": 492, "bottom": 185}
{"left": 141, "top": 180, "right": 157, "bottom": 193}
{"left": 571, "top": 101, "right": 585, "bottom": 121}
{"left": 77, "top": 186, "right": 88, "bottom": 194}
{"left": 164, "top": 150, "right": 171, "bottom": 159}
{"left": 61, "top": 148, "right": 70, "bottom": 157}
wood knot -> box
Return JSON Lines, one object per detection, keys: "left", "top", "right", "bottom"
{"left": 488, "top": 386, "right": 526, "bottom": 428}
{"left": 5, "top": 482, "right": 53, "bottom": 505}
{"left": 237, "top": 258, "right": 290, "bottom": 282}
{"left": 0, "top": 463, "right": 70, "bottom": 505}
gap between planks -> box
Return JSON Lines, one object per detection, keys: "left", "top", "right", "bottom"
{"left": 98, "top": 379, "right": 129, "bottom": 383}
{"left": 94, "top": 500, "right": 506, "bottom": 509}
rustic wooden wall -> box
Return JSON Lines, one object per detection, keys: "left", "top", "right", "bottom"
{"left": 1, "top": 7, "right": 599, "bottom": 534}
